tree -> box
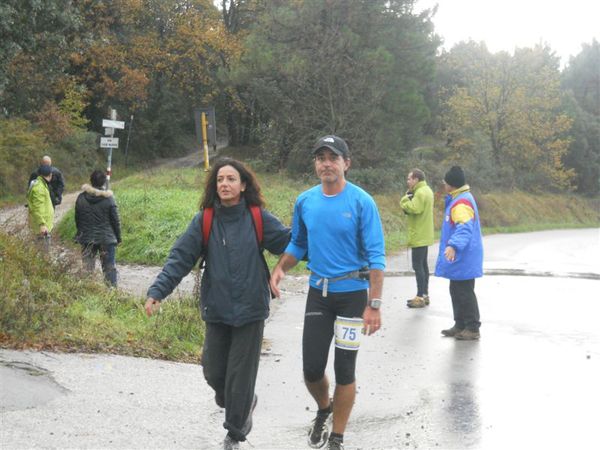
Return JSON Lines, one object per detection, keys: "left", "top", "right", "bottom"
{"left": 70, "top": 0, "right": 239, "bottom": 158}
{"left": 440, "top": 42, "right": 573, "bottom": 191}
{"left": 561, "top": 40, "right": 600, "bottom": 195}
{"left": 222, "top": 0, "right": 264, "bottom": 34}
{"left": 230, "top": 0, "right": 439, "bottom": 172}
{"left": 0, "top": 118, "right": 45, "bottom": 197}
{"left": 0, "top": 0, "right": 82, "bottom": 115}
{"left": 220, "top": 0, "right": 265, "bottom": 146}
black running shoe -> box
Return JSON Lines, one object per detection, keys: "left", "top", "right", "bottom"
{"left": 307, "top": 404, "right": 332, "bottom": 448}
{"left": 223, "top": 435, "right": 240, "bottom": 450}
{"left": 328, "top": 436, "right": 345, "bottom": 450}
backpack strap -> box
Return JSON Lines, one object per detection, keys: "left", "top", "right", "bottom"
{"left": 198, "top": 207, "right": 214, "bottom": 269}
{"left": 249, "top": 204, "right": 263, "bottom": 246}
{"left": 202, "top": 207, "right": 214, "bottom": 246}
{"left": 249, "top": 205, "right": 275, "bottom": 298}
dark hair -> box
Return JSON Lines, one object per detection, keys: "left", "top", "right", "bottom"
{"left": 90, "top": 169, "right": 107, "bottom": 189}
{"left": 410, "top": 168, "right": 425, "bottom": 181}
{"left": 200, "top": 158, "right": 265, "bottom": 210}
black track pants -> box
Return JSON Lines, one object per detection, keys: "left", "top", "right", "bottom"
{"left": 202, "top": 320, "right": 264, "bottom": 441}
{"left": 449, "top": 279, "right": 481, "bottom": 331}
{"left": 411, "top": 246, "right": 429, "bottom": 297}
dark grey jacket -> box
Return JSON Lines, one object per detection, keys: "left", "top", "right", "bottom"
{"left": 74, "top": 184, "right": 122, "bottom": 245}
{"left": 147, "top": 198, "right": 290, "bottom": 326}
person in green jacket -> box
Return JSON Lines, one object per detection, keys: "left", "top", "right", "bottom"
{"left": 27, "top": 164, "right": 54, "bottom": 252}
{"left": 399, "top": 168, "right": 434, "bottom": 308}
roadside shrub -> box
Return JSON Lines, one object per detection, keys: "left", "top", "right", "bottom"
{"left": 0, "top": 118, "right": 44, "bottom": 198}
{"left": 349, "top": 167, "right": 404, "bottom": 193}
{"left": 0, "top": 115, "right": 103, "bottom": 203}
{"left": 0, "top": 232, "right": 204, "bottom": 362}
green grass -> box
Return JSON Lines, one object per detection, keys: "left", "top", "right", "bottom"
{"left": 57, "top": 166, "right": 600, "bottom": 264}
{"left": 56, "top": 167, "right": 307, "bottom": 267}
{"left": 0, "top": 232, "right": 203, "bottom": 362}
{"left": 476, "top": 191, "right": 599, "bottom": 233}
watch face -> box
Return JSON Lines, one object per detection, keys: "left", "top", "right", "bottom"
{"left": 370, "top": 299, "right": 382, "bottom": 309}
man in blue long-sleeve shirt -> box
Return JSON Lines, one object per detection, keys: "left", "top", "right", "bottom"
{"left": 270, "top": 135, "right": 385, "bottom": 450}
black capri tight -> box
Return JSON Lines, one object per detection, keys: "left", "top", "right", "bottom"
{"left": 302, "top": 287, "right": 367, "bottom": 386}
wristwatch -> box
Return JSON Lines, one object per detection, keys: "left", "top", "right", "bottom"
{"left": 368, "top": 298, "right": 382, "bottom": 310}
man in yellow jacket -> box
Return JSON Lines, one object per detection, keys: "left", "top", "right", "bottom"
{"left": 400, "top": 168, "right": 434, "bottom": 308}
{"left": 27, "top": 164, "right": 54, "bottom": 252}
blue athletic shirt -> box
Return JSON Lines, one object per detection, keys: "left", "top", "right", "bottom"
{"left": 285, "top": 181, "right": 386, "bottom": 293}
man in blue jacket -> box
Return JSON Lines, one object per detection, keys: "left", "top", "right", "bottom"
{"left": 435, "top": 166, "right": 483, "bottom": 340}
{"left": 270, "top": 135, "right": 386, "bottom": 450}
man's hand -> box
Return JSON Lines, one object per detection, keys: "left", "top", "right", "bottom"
{"left": 39, "top": 225, "right": 48, "bottom": 236}
{"left": 444, "top": 246, "right": 456, "bottom": 262}
{"left": 270, "top": 266, "right": 285, "bottom": 299}
{"left": 145, "top": 298, "right": 161, "bottom": 316}
{"left": 362, "top": 306, "right": 381, "bottom": 336}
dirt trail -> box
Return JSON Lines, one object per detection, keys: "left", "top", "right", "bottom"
{"left": 0, "top": 192, "right": 78, "bottom": 236}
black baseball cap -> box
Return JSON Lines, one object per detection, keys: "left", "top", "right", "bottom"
{"left": 312, "top": 135, "right": 350, "bottom": 159}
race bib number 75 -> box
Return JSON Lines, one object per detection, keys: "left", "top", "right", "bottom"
{"left": 334, "top": 316, "right": 363, "bottom": 351}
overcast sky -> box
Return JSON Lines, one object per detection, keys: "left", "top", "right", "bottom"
{"left": 414, "top": 0, "right": 599, "bottom": 66}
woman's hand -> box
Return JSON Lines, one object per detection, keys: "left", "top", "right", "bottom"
{"left": 145, "top": 298, "right": 161, "bottom": 316}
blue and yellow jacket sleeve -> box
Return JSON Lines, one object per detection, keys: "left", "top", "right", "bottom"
{"left": 448, "top": 199, "right": 475, "bottom": 251}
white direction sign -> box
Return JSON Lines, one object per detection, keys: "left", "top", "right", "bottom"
{"left": 102, "top": 119, "right": 125, "bottom": 129}
{"left": 100, "top": 137, "right": 119, "bottom": 148}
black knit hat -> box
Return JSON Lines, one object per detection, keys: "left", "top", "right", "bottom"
{"left": 38, "top": 165, "right": 52, "bottom": 177}
{"left": 444, "top": 166, "right": 465, "bottom": 188}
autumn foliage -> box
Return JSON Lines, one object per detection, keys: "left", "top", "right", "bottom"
{"left": 0, "top": 1, "right": 597, "bottom": 196}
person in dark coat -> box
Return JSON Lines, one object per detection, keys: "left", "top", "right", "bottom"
{"left": 145, "top": 158, "right": 290, "bottom": 450}
{"left": 29, "top": 155, "right": 65, "bottom": 208}
{"left": 75, "top": 170, "right": 122, "bottom": 287}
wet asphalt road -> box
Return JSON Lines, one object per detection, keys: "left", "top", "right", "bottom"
{"left": 1, "top": 229, "right": 599, "bottom": 449}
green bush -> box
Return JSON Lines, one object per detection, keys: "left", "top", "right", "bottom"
{"left": 0, "top": 118, "right": 44, "bottom": 198}
{"left": 0, "top": 117, "right": 104, "bottom": 202}
{"left": 348, "top": 167, "right": 404, "bottom": 193}
{"left": 0, "top": 232, "right": 204, "bottom": 362}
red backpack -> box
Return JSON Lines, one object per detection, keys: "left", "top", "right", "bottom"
{"left": 201, "top": 205, "right": 274, "bottom": 298}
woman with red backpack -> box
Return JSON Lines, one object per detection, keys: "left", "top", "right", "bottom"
{"left": 145, "top": 158, "right": 290, "bottom": 449}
